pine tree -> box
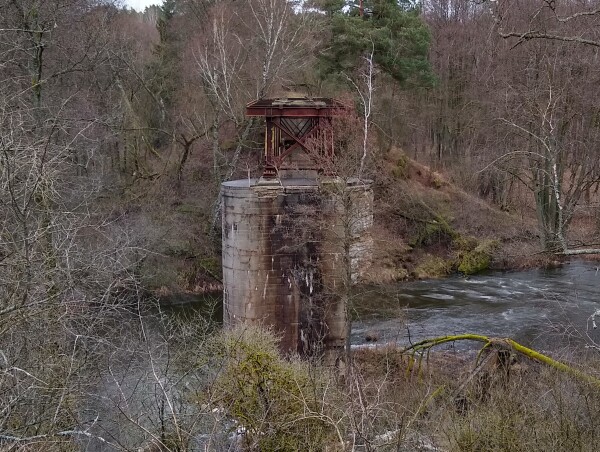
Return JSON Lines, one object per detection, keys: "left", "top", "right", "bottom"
{"left": 318, "top": 0, "right": 434, "bottom": 87}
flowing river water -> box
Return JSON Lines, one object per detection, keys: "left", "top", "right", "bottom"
{"left": 351, "top": 260, "right": 600, "bottom": 351}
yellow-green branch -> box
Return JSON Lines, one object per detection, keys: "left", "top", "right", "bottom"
{"left": 506, "top": 339, "right": 600, "bottom": 387}
{"left": 400, "top": 334, "right": 600, "bottom": 388}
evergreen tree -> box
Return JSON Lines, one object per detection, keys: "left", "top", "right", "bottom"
{"left": 318, "top": 0, "right": 433, "bottom": 87}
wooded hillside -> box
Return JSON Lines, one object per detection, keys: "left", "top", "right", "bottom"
{"left": 2, "top": 0, "right": 600, "bottom": 447}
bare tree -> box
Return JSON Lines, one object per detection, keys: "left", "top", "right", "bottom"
{"left": 489, "top": 35, "right": 600, "bottom": 252}
{"left": 0, "top": 1, "right": 168, "bottom": 446}
{"left": 187, "top": 0, "right": 319, "bottom": 226}
{"left": 490, "top": 0, "right": 600, "bottom": 48}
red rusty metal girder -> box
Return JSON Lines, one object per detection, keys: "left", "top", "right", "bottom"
{"left": 246, "top": 107, "right": 337, "bottom": 117}
{"left": 245, "top": 97, "right": 345, "bottom": 117}
{"left": 246, "top": 96, "right": 345, "bottom": 178}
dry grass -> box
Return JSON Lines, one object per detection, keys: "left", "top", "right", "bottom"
{"left": 176, "top": 325, "right": 600, "bottom": 451}
{"left": 373, "top": 150, "right": 542, "bottom": 280}
{"left": 348, "top": 345, "right": 600, "bottom": 451}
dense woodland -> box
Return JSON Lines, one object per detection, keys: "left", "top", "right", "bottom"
{"left": 2, "top": 0, "right": 600, "bottom": 449}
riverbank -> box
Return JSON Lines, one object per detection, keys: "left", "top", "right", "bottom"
{"left": 363, "top": 150, "right": 600, "bottom": 284}
{"left": 345, "top": 339, "right": 600, "bottom": 451}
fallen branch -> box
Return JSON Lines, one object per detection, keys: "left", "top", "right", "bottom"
{"left": 560, "top": 248, "right": 600, "bottom": 256}
{"left": 500, "top": 31, "right": 600, "bottom": 48}
{"left": 400, "top": 334, "right": 600, "bottom": 388}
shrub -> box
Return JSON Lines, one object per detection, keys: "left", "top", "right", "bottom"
{"left": 410, "top": 220, "right": 457, "bottom": 248}
{"left": 414, "top": 255, "right": 454, "bottom": 278}
{"left": 430, "top": 172, "right": 445, "bottom": 189}
{"left": 392, "top": 155, "right": 410, "bottom": 179}
{"left": 211, "top": 326, "right": 334, "bottom": 451}
{"left": 196, "top": 256, "right": 222, "bottom": 278}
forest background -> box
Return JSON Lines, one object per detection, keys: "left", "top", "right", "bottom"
{"left": 4, "top": 0, "right": 600, "bottom": 299}
{"left": 3, "top": 0, "right": 600, "bottom": 449}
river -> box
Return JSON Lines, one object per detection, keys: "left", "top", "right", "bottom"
{"left": 351, "top": 260, "right": 600, "bottom": 351}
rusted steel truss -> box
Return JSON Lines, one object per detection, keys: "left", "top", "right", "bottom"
{"left": 246, "top": 97, "right": 344, "bottom": 178}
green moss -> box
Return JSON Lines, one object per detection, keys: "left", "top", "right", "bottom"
{"left": 176, "top": 203, "right": 203, "bottom": 214}
{"left": 410, "top": 220, "right": 457, "bottom": 248}
{"left": 414, "top": 255, "right": 454, "bottom": 278}
{"left": 391, "top": 155, "right": 409, "bottom": 179}
{"left": 196, "top": 256, "right": 221, "bottom": 278}
{"left": 395, "top": 266, "right": 410, "bottom": 280}
{"left": 457, "top": 239, "right": 499, "bottom": 275}
{"left": 165, "top": 240, "right": 194, "bottom": 257}
{"left": 457, "top": 250, "right": 490, "bottom": 275}
{"left": 430, "top": 172, "right": 445, "bottom": 189}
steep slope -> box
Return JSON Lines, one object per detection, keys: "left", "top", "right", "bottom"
{"left": 366, "top": 148, "right": 541, "bottom": 282}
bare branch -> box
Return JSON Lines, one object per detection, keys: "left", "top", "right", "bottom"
{"left": 500, "top": 31, "right": 600, "bottom": 47}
